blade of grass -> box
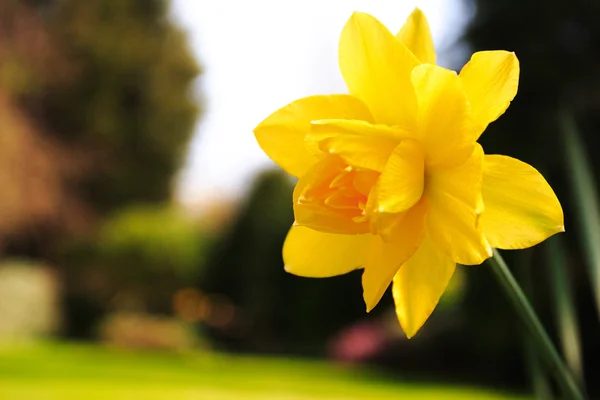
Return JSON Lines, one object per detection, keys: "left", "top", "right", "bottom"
{"left": 517, "top": 251, "right": 554, "bottom": 400}
{"left": 524, "top": 336, "right": 554, "bottom": 400}
{"left": 560, "top": 111, "right": 600, "bottom": 318}
{"left": 544, "top": 236, "right": 585, "bottom": 389}
{"left": 488, "top": 250, "right": 584, "bottom": 400}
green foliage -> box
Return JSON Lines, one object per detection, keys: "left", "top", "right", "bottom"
{"left": 98, "top": 204, "right": 205, "bottom": 281}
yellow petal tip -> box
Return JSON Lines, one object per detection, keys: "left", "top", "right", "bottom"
{"left": 364, "top": 292, "right": 377, "bottom": 313}
{"left": 350, "top": 11, "right": 369, "bottom": 20}
{"left": 399, "top": 319, "right": 420, "bottom": 339}
{"left": 363, "top": 289, "right": 380, "bottom": 313}
{"left": 364, "top": 299, "right": 376, "bottom": 313}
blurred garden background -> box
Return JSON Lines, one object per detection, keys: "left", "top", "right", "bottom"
{"left": 0, "top": 0, "right": 599, "bottom": 398}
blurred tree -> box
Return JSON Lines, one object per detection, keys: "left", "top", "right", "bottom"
{"left": 0, "top": 0, "right": 200, "bottom": 246}
{"left": 0, "top": 0, "right": 202, "bottom": 337}
{"left": 38, "top": 0, "right": 201, "bottom": 213}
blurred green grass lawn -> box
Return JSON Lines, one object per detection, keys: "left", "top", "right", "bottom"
{"left": 0, "top": 342, "right": 528, "bottom": 400}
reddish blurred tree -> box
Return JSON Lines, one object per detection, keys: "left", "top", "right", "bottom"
{"left": 0, "top": 0, "right": 201, "bottom": 256}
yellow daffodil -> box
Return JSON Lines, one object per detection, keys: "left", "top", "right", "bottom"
{"left": 253, "top": 9, "right": 564, "bottom": 338}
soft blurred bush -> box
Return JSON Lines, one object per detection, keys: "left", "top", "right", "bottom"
{"left": 54, "top": 204, "right": 209, "bottom": 339}
{"left": 98, "top": 311, "right": 199, "bottom": 351}
{"left": 98, "top": 204, "right": 206, "bottom": 281}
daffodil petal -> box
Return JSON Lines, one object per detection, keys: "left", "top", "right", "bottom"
{"left": 293, "top": 157, "right": 369, "bottom": 234}
{"left": 377, "top": 139, "right": 425, "bottom": 214}
{"left": 308, "top": 119, "right": 407, "bottom": 172}
{"left": 365, "top": 180, "right": 397, "bottom": 237}
{"left": 412, "top": 64, "right": 475, "bottom": 167}
{"left": 294, "top": 204, "right": 369, "bottom": 234}
{"left": 363, "top": 198, "right": 428, "bottom": 311}
{"left": 392, "top": 235, "right": 456, "bottom": 338}
{"left": 339, "top": 12, "right": 419, "bottom": 127}
{"left": 481, "top": 155, "right": 564, "bottom": 249}
{"left": 254, "top": 95, "right": 374, "bottom": 177}
{"left": 426, "top": 144, "right": 492, "bottom": 265}
{"left": 459, "top": 51, "right": 519, "bottom": 138}
{"left": 283, "top": 226, "right": 370, "bottom": 277}
{"left": 396, "top": 8, "right": 436, "bottom": 64}
{"left": 310, "top": 119, "right": 409, "bottom": 141}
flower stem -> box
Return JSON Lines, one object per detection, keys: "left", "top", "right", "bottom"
{"left": 487, "top": 249, "right": 585, "bottom": 400}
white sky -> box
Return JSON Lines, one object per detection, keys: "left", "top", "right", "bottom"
{"left": 171, "top": 0, "right": 471, "bottom": 209}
